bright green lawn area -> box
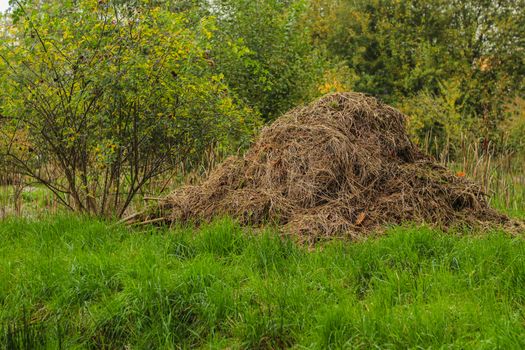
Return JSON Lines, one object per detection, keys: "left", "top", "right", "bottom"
{"left": 1, "top": 216, "right": 525, "bottom": 349}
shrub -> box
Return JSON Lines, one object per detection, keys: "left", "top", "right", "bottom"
{"left": 0, "top": 0, "right": 260, "bottom": 217}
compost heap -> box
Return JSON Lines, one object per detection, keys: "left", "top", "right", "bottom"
{"left": 146, "top": 93, "right": 516, "bottom": 240}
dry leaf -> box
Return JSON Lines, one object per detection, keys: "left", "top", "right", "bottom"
{"left": 355, "top": 212, "right": 366, "bottom": 225}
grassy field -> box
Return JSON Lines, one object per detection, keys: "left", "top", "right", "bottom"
{"left": 1, "top": 216, "right": 525, "bottom": 349}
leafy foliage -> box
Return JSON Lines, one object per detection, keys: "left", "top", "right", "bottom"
{"left": 306, "top": 0, "right": 525, "bottom": 146}
{"left": 0, "top": 0, "right": 524, "bottom": 216}
{"left": 207, "top": 0, "right": 327, "bottom": 120}
{"left": 0, "top": 0, "right": 260, "bottom": 216}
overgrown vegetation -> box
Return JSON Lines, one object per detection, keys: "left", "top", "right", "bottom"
{"left": 0, "top": 0, "right": 524, "bottom": 217}
{"left": 306, "top": 0, "right": 525, "bottom": 153}
{"left": 0, "top": 1, "right": 524, "bottom": 348}
{"left": 1, "top": 216, "right": 525, "bottom": 349}
{"left": 0, "top": 0, "right": 259, "bottom": 216}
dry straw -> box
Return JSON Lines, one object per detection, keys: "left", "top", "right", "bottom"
{"left": 131, "top": 93, "right": 522, "bottom": 241}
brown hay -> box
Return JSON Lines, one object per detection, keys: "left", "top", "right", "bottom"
{"left": 143, "top": 93, "right": 519, "bottom": 241}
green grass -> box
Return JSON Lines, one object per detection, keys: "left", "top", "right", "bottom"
{"left": 0, "top": 185, "right": 59, "bottom": 219}
{"left": 491, "top": 184, "right": 525, "bottom": 220}
{"left": 1, "top": 216, "right": 525, "bottom": 349}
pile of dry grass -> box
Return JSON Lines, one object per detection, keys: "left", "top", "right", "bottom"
{"left": 136, "top": 93, "right": 517, "bottom": 241}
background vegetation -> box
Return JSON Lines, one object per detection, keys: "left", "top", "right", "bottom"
{"left": 0, "top": 1, "right": 524, "bottom": 348}
{"left": 0, "top": 0, "right": 524, "bottom": 217}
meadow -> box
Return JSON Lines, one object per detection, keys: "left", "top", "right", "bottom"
{"left": 1, "top": 1, "right": 524, "bottom": 348}
{"left": 0, "top": 140, "right": 524, "bottom": 349}
{"left": 2, "top": 215, "right": 525, "bottom": 349}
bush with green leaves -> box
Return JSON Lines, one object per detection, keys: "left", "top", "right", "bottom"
{"left": 207, "top": 0, "right": 327, "bottom": 121}
{"left": 400, "top": 80, "right": 472, "bottom": 157}
{"left": 0, "top": 0, "right": 260, "bottom": 216}
{"left": 306, "top": 0, "right": 525, "bottom": 150}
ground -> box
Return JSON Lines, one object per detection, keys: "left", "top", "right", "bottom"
{"left": 1, "top": 216, "right": 525, "bottom": 349}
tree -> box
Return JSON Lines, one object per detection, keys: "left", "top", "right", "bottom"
{"left": 306, "top": 0, "right": 525, "bottom": 148}
{"left": 0, "top": 0, "right": 260, "bottom": 217}
{"left": 206, "top": 0, "right": 327, "bottom": 121}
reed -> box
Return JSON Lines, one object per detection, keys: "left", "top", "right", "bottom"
{"left": 1, "top": 135, "right": 523, "bottom": 220}
{"left": 420, "top": 133, "right": 525, "bottom": 218}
